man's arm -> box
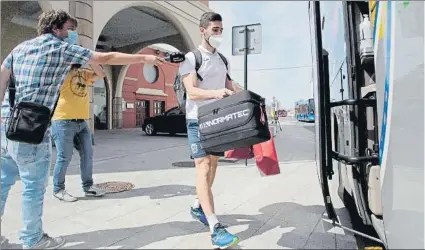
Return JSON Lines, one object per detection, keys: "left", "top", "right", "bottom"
{"left": 89, "top": 51, "right": 163, "bottom": 66}
{"left": 0, "top": 65, "right": 11, "bottom": 103}
{"left": 89, "top": 63, "right": 106, "bottom": 80}
{"left": 182, "top": 73, "right": 221, "bottom": 100}
{"left": 225, "top": 79, "right": 244, "bottom": 93}
{"left": 0, "top": 54, "right": 13, "bottom": 102}
{"left": 64, "top": 44, "right": 163, "bottom": 67}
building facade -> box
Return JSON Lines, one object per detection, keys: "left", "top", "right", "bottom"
{"left": 1, "top": 0, "right": 210, "bottom": 132}
{"left": 120, "top": 46, "right": 179, "bottom": 128}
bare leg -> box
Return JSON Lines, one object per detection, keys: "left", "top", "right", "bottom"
{"left": 195, "top": 156, "right": 215, "bottom": 216}
{"left": 208, "top": 155, "right": 220, "bottom": 188}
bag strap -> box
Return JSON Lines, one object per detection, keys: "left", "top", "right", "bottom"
{"left": 217, "top": 52, "right": 232, "bottom": 81}
{"left": 192, "top": 48, "right": 203, "bottom": 81}
{"left": 192, "top": 49, "right": 232, "bottom": 82}
{"left": 8, "top": 55, "right": 16, "bottom": 111}
{"left": 49, "top": 93, "right": 60, "bottom": 119}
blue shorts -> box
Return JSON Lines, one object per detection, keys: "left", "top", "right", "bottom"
{"left": 186, "top": 119, "right": 224, "bottom": 159}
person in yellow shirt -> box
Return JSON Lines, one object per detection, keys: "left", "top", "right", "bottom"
{"left": 51, "top": 63, "right": 106, "bottom": 202}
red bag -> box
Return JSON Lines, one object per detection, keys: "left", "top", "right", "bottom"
{"left": 252, "top": 134, "right": 280, "bottom": 176}
{"left": 225, "top": 147, "right": 254, "bottom": 159}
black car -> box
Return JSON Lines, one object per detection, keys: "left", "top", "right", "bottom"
{"left": 142, "top": 106, "right": 187, "bottom": 136}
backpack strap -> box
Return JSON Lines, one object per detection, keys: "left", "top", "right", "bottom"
{"left": 192, "top": 49, "right": 203, "bottom": 81}
{"left": 217, "top": 52, "right": 232, "bottom": 81}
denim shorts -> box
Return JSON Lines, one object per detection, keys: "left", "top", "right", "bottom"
{"left": 186, "top": 119, "right": 224, "bottom": 159}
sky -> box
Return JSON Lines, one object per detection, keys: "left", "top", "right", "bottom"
{"left": 208, "top": 1, "right": 314, "bottom": 110}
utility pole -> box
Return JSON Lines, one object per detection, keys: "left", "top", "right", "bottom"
{"left": 232, "top": 23, "right": 262, "bottom": 166}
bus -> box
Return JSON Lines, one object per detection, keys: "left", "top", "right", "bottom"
{"left": 294, "top": 98, "right": 315, "bottom": 122}
{"left": 309, "top": 1, "right": 423, "bottom": 249}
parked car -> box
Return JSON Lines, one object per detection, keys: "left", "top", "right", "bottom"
{"left": 142, "top": 106, "right": 187, "bottom": 136}
{"left": 277, "top": 109, "right": 287, "bottom": 117}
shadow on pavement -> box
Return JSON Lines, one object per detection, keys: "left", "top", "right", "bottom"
{"left": 78, "top": 184, "right": 196, "bottom": 201}
{"left": 59, "top": 202, "right": 355, "bottom": 249}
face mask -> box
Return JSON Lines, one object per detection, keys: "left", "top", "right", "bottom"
{"left": 64, "top": 30, "right": 78, "bottom": 45}
{"left": 207, "top": 34, "right": 223, "bottom": 49}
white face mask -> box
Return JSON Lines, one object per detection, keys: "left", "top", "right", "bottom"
{"left": 208, "top": 34, "right": 223, "bottom": 49}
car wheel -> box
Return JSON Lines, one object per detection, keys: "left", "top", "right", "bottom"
{"left": 144, "top": 124, "right": 156, "bottom": 136}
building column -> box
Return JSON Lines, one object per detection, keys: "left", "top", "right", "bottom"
{"left": 113, "top": 97, "right": 123, "bottom": 129}
{"left": 69, "top": 1, "right": 96, "bottom": 139}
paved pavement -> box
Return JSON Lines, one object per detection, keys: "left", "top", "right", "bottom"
{"left": 1, "top": 117, "right": 359, "bottom": 249}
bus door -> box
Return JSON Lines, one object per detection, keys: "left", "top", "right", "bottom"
{"left": 309, "top": 1, "right": 338, "bottom": 223}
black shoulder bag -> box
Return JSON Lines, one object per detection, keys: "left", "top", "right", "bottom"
{"left": 6, "top": 56, "right": 59, "bottom": 144}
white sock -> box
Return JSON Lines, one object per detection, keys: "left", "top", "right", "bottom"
{"left": 192, "top": 198, "right": 200, "bottom": 209}
{"left": 207, "top": 214, "right": 219, "bottom": 232}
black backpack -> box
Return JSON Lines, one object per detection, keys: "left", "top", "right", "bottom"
{"left": 173, "top": 48, "right": 231, "bottom": 113}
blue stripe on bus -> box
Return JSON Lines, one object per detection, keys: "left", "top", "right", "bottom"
{"left": 379, "top": 1, "right": 392, "bottom": 164}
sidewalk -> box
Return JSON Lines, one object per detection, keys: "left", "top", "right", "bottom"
{"left": 2, "top": 128, "right": 358, "bottom": 249}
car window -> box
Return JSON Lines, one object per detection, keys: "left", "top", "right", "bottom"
{"left": 166, "top": 108, "right": 180, "bottom": 116}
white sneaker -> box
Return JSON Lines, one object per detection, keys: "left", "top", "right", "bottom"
{"left": 84, "top": 186, "right": 106, "bottom": 197}
{"left": 53, "top": 190, "right": 78, "bottom": 202}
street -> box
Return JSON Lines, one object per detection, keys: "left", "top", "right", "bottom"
{"left": 2, "top": 117, "right": 360, "bottom": 249}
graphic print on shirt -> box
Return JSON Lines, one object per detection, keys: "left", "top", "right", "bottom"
{"left": 70, "top": 71, "right": 88, "bottom": 97}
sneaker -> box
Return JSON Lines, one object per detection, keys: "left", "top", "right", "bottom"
{"left": 211, "top": 223, "right": 239, "bottom": 249}
{"left": 190, "top": 206, "right": 209, "bottom": 226}
{"left": 1, "top": 235, "right": 9, "bottom": 249}
{"left": 53, "top": 190, "right": 77, "bottom": 202}
{"left": 84, "top": 186, "right": 106, "bottom": 197}
{"left": 23, "top": 233, "right": 65, "bottom": 249}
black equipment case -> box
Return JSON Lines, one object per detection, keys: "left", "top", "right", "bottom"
{"left": 198, "top": 90, "right": 271, "bottom": 152}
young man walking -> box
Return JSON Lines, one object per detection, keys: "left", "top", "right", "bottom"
{"left": 179, "top": 12, "right": 242, "bottom": 249}
{"left": 51, "top": 63, "right": 106, "bottom": 202}
{"left": 0, "top": 10, "right": 163, "bottom": 249}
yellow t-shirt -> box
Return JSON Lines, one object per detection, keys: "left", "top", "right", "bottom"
{"left": 52, "top": 68, "right": 97, "bottom": 120}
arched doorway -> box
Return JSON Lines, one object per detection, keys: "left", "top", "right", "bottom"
{"left": 94, "top": 5, "right": 194, "bottom": 129}
{"left": 93, "top": 77, "right": 109, "bottom": 130}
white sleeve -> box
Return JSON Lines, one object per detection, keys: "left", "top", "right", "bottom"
{"left": 178, "top": 52, "right": 196, "bottom": 76}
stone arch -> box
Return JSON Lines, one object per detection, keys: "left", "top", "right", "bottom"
{"left": 93, "top": 2, "right": 195, "bottom": 52}
{"left": 38, "top": 1, "right": 69, "bottom": 12}
{"left": 1, "top": 1, "right": 46, "bottom": 61}
{"left": 93, "top": 2, "right": 204, "bottom": 128}
{"left": 100, "top": 65, "right": 114, "bottom": 129}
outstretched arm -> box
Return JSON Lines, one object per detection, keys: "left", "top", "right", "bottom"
{"left": 0, "top": 53, "right": 13, "bottom": 103}
{"left": 0, "top": 65, "right": 11, "bottom": 103}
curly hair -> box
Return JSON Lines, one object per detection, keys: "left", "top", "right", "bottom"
{"left": 37, "top": 10, "right": 78, "bottom": 36}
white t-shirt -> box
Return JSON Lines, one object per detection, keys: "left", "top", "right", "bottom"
{"left": 178, "top": 45, "right": 230, "bottom": 120}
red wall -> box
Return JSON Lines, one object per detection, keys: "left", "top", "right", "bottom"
{"left": 122, "top": 47, "right": 179, "bottom": 128}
